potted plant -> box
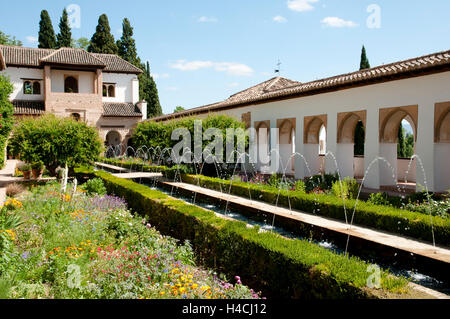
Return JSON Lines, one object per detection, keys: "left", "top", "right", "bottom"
{"left": 18, "top": 163, "right": 32, "bottom": 180}
{"left": 31, "top": 161, "right": 44, "bottom": 179}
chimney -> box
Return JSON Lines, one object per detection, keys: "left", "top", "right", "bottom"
{"left": 137, "top": 100, "right": 148, "bottom": 120}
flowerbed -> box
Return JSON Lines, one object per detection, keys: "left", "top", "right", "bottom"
{"left": 88, "top": 170, "right": 415, "bottom": 299}
{"left": 0, "top": 182, "right": 258, "bottom": 299}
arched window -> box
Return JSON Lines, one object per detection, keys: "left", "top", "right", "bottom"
{"left": 71, "top": 113, "right": 81, "bottom": 122}
{"left": 65, "top": 76, "right": 78, "bottom": 93}
{"left": 23, "top": 81, "right": 32, "bottom": 95}
{"left": 33, "top": 81, "right": 41, "bottom": 95}
{"left": 102, "top": 85, "right": 107, "bottom": 97}
{"left": 108, "top": 85, "right": 115, "bottom": 98}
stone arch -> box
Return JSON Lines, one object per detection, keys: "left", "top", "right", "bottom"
{"left": 337, "top": 111, "right": 366, "bottom": 144}
{"left": 105, "top": 130, "right": 122, "bottom": 147}
{"left": 304, "top": 115, "right": 327, "bottom": 144}
{"left": 379, "top": 105, "right": 418, "bottom": 143}
{"left": 64, "top": 76, "right": 79, "bottom": 93}
{"left": 254, "top": 120, "right": 270, "bottom": 171}
{"left": 435, "top": 102, "right": 450, "bottom": 143}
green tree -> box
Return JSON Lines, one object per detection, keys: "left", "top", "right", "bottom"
{"left": 0, "top": 75, "right": 15, "bottom": 168}
{"left": 88, "top": 14, "right": 118, "bottom": 54}
{"left": 140, "top": 62, "right": 162, "bottom": 118}
{"left": 38, "top": 10, "right": 57, "bottom": 49}
{"left": 116, "top": 18, "right": 139, "bottom": 66}
{"left": 9, "top": 114, "right": 103, "bottom": 175}
{"left": 397, "top": 123, "right": 407, "bottom": 158}
{"left": 174, "top": 106, "right": 185, "bottom": 113}
{"left": 0, "top": 30, "right": 22, "bottom": 46}
{"left": 360, "top": 45, "right": 371, "bottom": 70}
{"left": 354, "top": 121, "right": 365, "bottom": 156}
{"left": 73, "top": 37, "right": 90, "bottom": 50}
{"left": 56, "top": 8, "right": 72, "bottom": 48}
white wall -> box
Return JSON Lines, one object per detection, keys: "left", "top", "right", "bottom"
{"left": 102, "top": 73, "right": 139, "bottom": 103}
{"left": 51, "top": 69, "right": 95, "bottom": 94}
{"left": 214, "top": 71, "right": 450, "bottom": 191}
{"left": 2, "top": 67, "right": 44, "bottom": 101}
{"left": 434, "top": 143, "right": 450, "bottom": 192}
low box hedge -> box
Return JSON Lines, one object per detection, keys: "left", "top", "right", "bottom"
{"left": 181, "top": 175, "right": 450, "bottom": 247}
{"left": 89, "top": 169, "right": 410, "bottom": 299}
{"left": 99, "top": 158, "right": 167, "bottom": 173}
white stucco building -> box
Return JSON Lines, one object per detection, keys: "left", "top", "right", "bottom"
{"left": 153, "top": 49, "right": 450, "bottom": 193}
{"left": 0, "top": 45, "right": 147, "bottom": 149}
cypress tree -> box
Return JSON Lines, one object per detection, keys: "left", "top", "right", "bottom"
{"left": 88, "top": 14, "right": 118, "bottom": 54}
{"left": 117, "top": 18, "right": 139, "bottom": 65}
{"left": 57, "top": 8, "right": 72, "bottom": 48}
{"left": 38, "top": 10, "right": 57, "bottom": 49}
{"left": 354, "top": 121, "right": 365, "bottom": 156}
{"left": 397, "top": 123, "right": 406, "bottom": 158}
{"left": 360, "top": 45, "right": 371, "bottom": 70}
{"left": 139, "top": 62, "right": 162, "bottom": 118}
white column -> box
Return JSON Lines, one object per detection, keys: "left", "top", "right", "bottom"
{"left": 132, "top": 78, "right": 139, "bottom": 105}
{"left": 434, "top": 143, "right": 450, "bottom": 192}
{"left": 363, "top": 108, "right": 380, "bottom": 189}
{"left": 416, "top": 102, "right": 435, "bottom": 192}
{"left": 379, "top": 143, "right": 397, "bottom": 186}
{"left": 269, "top": 119, "right": 279, "bottom": 175}
{"left": 336, "top": 143, "right": 354, "bottom": 179}
{"left": 325, "top": 112, "right": 338, "bottom": 175}
{"left": 304, "top": 144, "right": 319, "bottom": 176}
{"left": 295, "top": 117, "right": 305, "bottom": 179}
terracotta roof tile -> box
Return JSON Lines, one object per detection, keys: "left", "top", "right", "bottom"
{"left": 12, "top": 100, "right": 45, "bottom": 115}
{"left": 0, "top": 45, "right": 142, "bottom": 74}
{"left": 41, "top": 48, "right": 106, "bottom": 67}
{"left": 92, "top": 54, "right": 143, "bottom": 74}
{"left": 103, "top": 102, "right": 142, "bottom": 117}
{"left": 152, "top": 48, "right": 450, "bottom": 122}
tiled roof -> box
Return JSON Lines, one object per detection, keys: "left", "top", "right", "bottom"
{"left": 0, "top": 45, "right": 142, "bottom": 74}
{"left": 152, "top": 49, "right": 450, "bottom": 121}
{"left": 103, "top": 102, "right": 142, "bottom": 117}
{"left": 12, "top": 100, "right": 45, "bottom": 115}
{"left": 92, "top": 54, "right": 143, "bottom": 74}
{"left": 40, "top": 48, "right": 106, "bottom": 67}
{"left": 0, "top": 48, "right": 5, "bottom": 70}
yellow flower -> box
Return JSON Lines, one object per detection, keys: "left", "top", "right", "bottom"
{"left": 160, "top": 291, "right": 165, "bottom": 296}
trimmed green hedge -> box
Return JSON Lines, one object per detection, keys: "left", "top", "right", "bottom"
{"left": 181, "top": 175, "right": 450, "bottom": 247}
{"left": 100, "top": 158, "right": 167, "bottom": 173}
{"left": 89, "top": 169, "right": 409, "bottom": 299}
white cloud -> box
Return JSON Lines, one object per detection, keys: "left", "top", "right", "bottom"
{"left": 287, "top": 0, "right": 319, "bottom": 12}
{"left": 25, "top": 36, "right": 38, "bottom": 44}
{"left": 198, "top": 16, "right": 218, "bottom": 23}
{"left": 321, "top": 17, "right": 359, "bottom": 28}
{"left": 169, "top": 60, "right": 254, "bottom": 77}
{"left": 152, "top": 73, "right": 170, "bottom": 80}
{"left": 273, "top": 15, "right": 287, "bottom": 23}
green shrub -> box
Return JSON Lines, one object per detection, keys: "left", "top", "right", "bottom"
{"left": 31, "top": 161, "right": 44, "bottom": 170}
{"left": 90, "top": 170, "right": 410, "bottom": 299}
{"left": 82, "top": 178, "right": 107, "bottom": 196}
{"left": 0, "top": 75, "right": 15, "bottom": 169}
{"left": 332, "top": 177, "right": 360, "bottom": 200}
{"left": 294, "top": 180, "right": 306, "bottom": 193}
{"left": 305, "top": 173, "right": 339, "bottom": 192}
{"left": 17, "top": 163, "right": 31, "bottom": 172}
{"left": 9, "top": 114, "right": 103, "bottom": 176}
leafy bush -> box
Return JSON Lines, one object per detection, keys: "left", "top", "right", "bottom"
{"left": 305, "top": 173, "right": 339, "bottom": 193}
{"left": 31, "top": 161, "right": 44, "bottom": 170}
{"left": 82, "top": 178, "right": 107, "bottom": 196}
{"left": 90, "top": 170, "right": 412, "bottom": 299}
{"left": 0, "top": 74, "right": 15, "bottom": 169}
{"left": 332, "top": 177, "right": 360, "bottom": 200}
{"left": 294, "top": 180, "right": 306, "bottom": 193}
{"left": 9, "top": 114, "right": 103, "bottom": 176}
{"left": 17, "top": 163, "right": 31, "bottom": 172}
{"left": 163, "top": 165, "right": 193, "bottom": 180}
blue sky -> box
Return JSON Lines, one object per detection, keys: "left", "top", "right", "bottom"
{"left": 1, "top": 0, "right": 449, "bottom": 115}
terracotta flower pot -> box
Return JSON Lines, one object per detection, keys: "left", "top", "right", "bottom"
{"left": 23, "top": 170, "right": 32, "bottom": 180}
{"left": 32, "top": 169, "right": 43, "bottom": 179}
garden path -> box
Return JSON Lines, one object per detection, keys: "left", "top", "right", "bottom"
{"left": 0, "top": 160, "right": 19, "bottom": 204}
